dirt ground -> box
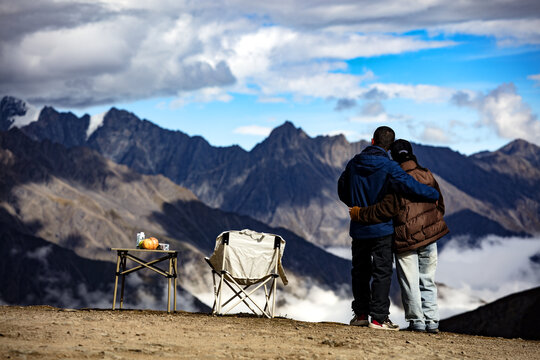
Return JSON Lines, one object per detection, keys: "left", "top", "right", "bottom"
{"left": 0, "top": 306, "right": 539, "bottom": 360}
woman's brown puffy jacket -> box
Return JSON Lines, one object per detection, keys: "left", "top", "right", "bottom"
{"left": 393, "top": 160, "right": 449, "bottom": 253}
{"left": 349, "top": 160, "right": 449, "bottom": 253}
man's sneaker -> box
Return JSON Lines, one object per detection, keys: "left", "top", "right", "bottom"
{"left": 426, "top": 328, "right": 440, "bottom": 334}
{"left": 368, "top": 317, "right": 400, "bottom": 331}
{"left": 349, "top": 314, "right": 369, "bottom": 326}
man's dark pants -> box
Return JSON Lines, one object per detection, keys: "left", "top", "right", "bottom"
{"left": 351, "top": 234, "right": 393, "bottom": 323}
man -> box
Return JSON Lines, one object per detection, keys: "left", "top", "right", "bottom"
{"left": 337, "top": 126, "right": 439, "bottom": 331}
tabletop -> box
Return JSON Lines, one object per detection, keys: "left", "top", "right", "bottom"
{"left": 110, "top": 248, "right": 177, "bottom": 254}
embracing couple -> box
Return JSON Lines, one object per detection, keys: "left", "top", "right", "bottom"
{"left": 338, "top": 126, "right": 449, "bottom": 333}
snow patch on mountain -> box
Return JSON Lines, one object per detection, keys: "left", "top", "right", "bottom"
{"left": 86, "top": 111, "right": 107, "bottom": 139}
{"left": 9, "top": 102, "right": 41, "bottom": 128}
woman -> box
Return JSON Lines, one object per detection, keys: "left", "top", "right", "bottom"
{"left": 349, "top": 139, "right": 449, "bottom": 333}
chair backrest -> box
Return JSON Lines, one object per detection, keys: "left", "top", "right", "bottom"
{"left": 208, "top": 229, "right": 287, "bottom": 285}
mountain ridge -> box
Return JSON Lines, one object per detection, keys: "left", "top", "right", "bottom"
{"left": 3, "top": 95, "right": 539, "bottom": 248}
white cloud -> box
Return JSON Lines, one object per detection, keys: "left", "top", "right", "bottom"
{"left": 363, "top": 83, "right": 455, "bottom": 103}
{"left": 1, "top": 0, "right": 538, "bottom": 109}
{"left": 349, "top": 113, "right": 395, "bottom": 124}
{"left": 452, "top": 83, "right": 540, "bottom": 145}
{"left": 349, "top": 100, "right": 408, "bottom": 124}
{"left": 278, "top": 284, "right": 353, "bottom": 323}
{"left": 0, "top": 8, "right": 236, "bottom": 108}
{"left": 325, "top": 130, "right": 366, "bottom": 142}
{"left": 257, "top": 96, "right": 287, "bottom": 103}
{"left": 433, "top": 18, "right": 540, "bottom": 47}
{"left": 266, "top": 72, "right": 372, "bottom": 99}
{"left": 419, "top": 125, "right": 450, "bottom": 143}
{"left": 437, "top": 284, "right": 486, "bottom": 321}
{"left": 225, "top": 1, "right": 540, "bottom": 39}
{"left": 26, "top": 245, "right": 53, "bottom": 264}
{"left": 361, "top": 101, "right": 385, "bottom": 116}
{"left": 170, "top": 87, "right": 234, "bottom": 108}
{"left": 437, "top": 235, "right": 540, "bottom": 303}
{"left": 0, "top": 1, "right": 458, "bottom": 108}
{"left": 233, "top": 125, "right": 272, "bottom": 136}
{"left": 334, "top": 98, "right": 357, "bottom": 111}
{"left": 325, "top": 246, "right": 352, "bottom": 260}
{"left": 528, "top": 74, "right": 540, "bottom": 87}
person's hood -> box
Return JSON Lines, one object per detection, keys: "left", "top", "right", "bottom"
{"left": 350, "top": 145, "right": 390, "bottom": 176}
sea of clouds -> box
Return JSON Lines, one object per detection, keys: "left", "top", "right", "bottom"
{"left": 292, "top": 235, "right": 540, "bottom": 326}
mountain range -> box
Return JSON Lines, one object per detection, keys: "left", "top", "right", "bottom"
{"left": 0, "top": 125, "right": 351, "bottom": 311}
{"left": 2, "top": 95, "right": 538, "bottom": 249}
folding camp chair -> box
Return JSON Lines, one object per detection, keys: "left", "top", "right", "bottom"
{"left": 205, "top": 229, "right": 288, "bottom": 318}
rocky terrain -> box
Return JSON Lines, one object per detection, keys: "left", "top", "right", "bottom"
{"left": 1, "top": 306, "right": 539, "bottom": 360}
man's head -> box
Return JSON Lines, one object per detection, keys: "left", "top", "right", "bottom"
{"left": 371, "top": 126, "right": 395, "bottom": 150}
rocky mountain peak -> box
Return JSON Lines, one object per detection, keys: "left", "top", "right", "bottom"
{"left": 252, "top": 121, "right": 309, "bottom": 154}
{"left": 473, "top": 139, "right": 540, "bottom": 169}
{"left": 101, "top": 107, "right": 144, "bottom": 131}
{"left": 269, "top": 120, "right": 304, "bottom": 136}
{"left": 497, "top": 139, "right": 540, "bottom": 167}
{"left": 1, "top": 96, "right": 28, "bottom": 131}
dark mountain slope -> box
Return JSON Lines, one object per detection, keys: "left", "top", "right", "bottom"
{"left": 440, "top": 286, "right": 540, "bottom": 340}
{"left": 22, "top": 106, "right": 90, "bottom": 148}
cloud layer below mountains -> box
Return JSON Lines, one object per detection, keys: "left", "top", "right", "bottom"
{"left": 437, "top": 235, "right": 540, "bottom": 304}
{"left": 324, "top": 235, "right": 539, "bottom": 325}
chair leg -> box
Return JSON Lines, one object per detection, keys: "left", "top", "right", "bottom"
{"left": 271, "top": 277, "right": 277, "bottom": 318}
{"left": 221, "top": 282, "right": 258, "bottom": 316}
{"left": 221, "top": 278, "right": 273, "bottom": 317}
{"left": 217, "top": 273, "right": 225, "bottom": 314}
{"left": 210, "top": 271, "right": 218, "bottom": 314}
{"left": 263, "top": 284, "right": 270, "bottom": 314}
{"left": 112, "top": 253, "right": 121, "bottom": 310}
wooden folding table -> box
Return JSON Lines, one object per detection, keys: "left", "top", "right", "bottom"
{"left": 111, "top": 248, "right": 178, "bottom": 313}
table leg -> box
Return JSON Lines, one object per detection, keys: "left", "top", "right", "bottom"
{"left": 174, "top": 255, "right": 178, "bottom": 312}
{"left": 112, "top": 253, "right": 121, "bottom": 310}
{"left": 120, "top": 254, "right": 127, "bottom": 309}
{"left": 167, "top": 255, "right": 172, "bottom": 313}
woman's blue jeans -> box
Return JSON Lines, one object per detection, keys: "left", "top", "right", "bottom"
{"left": 396, "top": 242, "right": 439, "bottom": 331}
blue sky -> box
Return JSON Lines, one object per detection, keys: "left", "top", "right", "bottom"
{"left": 2, "top": 0, "right": 539, "bottom": 154}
